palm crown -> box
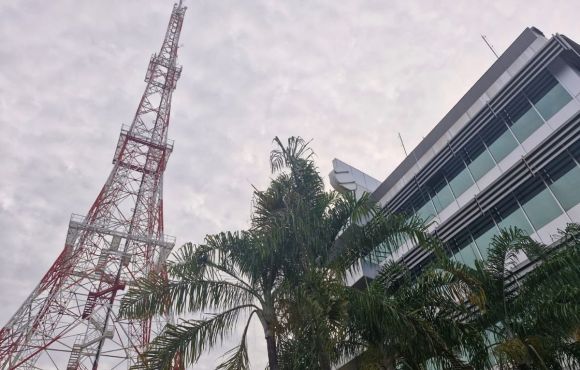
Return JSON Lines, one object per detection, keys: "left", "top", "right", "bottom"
{"left": 120, "top": 136, "right": 580, "bottom": 370}
{"left": 119, "top": 136, "right": 426, "bottom": 369}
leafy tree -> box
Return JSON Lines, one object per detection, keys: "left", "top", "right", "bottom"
{"left": 120, "top": 135, "right": 580, "bottom": 370}
{"left": 437, "top": 225, "right": 580, "bottom": 369}
{"left": 343, "top": 255, "right": 485, "bottom": 370}
{"left": 120, "top": 136, "right": 426, "bottom": 369}
{"left": 342, "top": 225, "right": 580, "bottom": 370}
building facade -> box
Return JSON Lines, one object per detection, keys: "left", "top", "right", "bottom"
{"left": 331, "top": 26, "right": 580, "bottom": 293}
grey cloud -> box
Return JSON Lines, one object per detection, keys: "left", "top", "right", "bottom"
{"left": 1, "top": 0, "right": 579, "bottom": 368}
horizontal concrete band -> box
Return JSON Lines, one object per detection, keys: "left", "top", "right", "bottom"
{"left": 374, "top": 33, "right": 579, "bottom": 211}
{"left": 399, "top": 109, "right": 580, "bottom": 271}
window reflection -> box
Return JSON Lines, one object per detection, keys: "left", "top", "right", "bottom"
{"left": 369, "top": 150, "right": 580, "bottom": 269}
{"left": 455, "top": 242, "right": 480, "bottom": 268}
{"left": 473, "top": 224, "right": 498, "bottom": 260}
{"left": 365, "top": 73, "right": 577, "bottom": 267}
{"left": 545, "top": 155, "right": 580, "bottom": 211}
{"left": 432, "top": 183, "right": 454, "bottom": 213}
{"left": 520, "top": 187, "right": 562, "bottom": 230}
{"left": 497, "top": 207, "right": 534, "bottom": 235}
{"left": 468, "top": 150, "right": 495, "bottom": 181}
{"left": 532, "top": 81, "right": 572, "bottom": 120}
{"left": 487, "top": 129, "right": 518, "bottom": 163}
{"left": 397, "top": 73, "right": 571, "bottom": 225}
{"left": 416, "top": 198, "right": 437, "bottom": 223}
{"left": 448, "top": 167, "right": 474, "bottom": 197}
{"left": 509, "top": 108, "right": 544, "bottom": 143}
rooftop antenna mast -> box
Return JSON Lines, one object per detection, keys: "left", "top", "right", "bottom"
{"left": 481, "top": 34, "right": 500, "bottom": 59}
{"left": 398, "top": 132, "right": 408, "bottom": 157}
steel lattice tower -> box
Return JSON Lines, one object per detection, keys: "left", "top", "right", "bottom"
{"left": 0, "top": 2, "right": 186, "bottom": 369}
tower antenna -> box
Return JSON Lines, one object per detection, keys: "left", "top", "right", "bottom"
{"left": 0, "top": 2, "right": 187, "bottom": 369}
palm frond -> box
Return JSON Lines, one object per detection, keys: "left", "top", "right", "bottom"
{"left": 332, "top": 210, "right": 428, "bottom": 270}
{"left": 216, "top": 310, "right": 257, "bottom": 370}
{"left": 132, "top": 305, "right": 254, "bottom": 370}
{"left": 270, "top": 136, "right": 315, "bottom": 174}
{"left": 485, "top": 227, "right": 543, "bottom": 281}
{"left": 121, "top": 276, "right": 257, "bottom": 317}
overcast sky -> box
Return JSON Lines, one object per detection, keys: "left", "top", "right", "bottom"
{"left": 1, "top": 0, "right": 579, "bottom": 368}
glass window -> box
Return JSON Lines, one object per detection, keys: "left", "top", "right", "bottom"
{"left": 520, "top": 187, "right": 562, "bottom": 230}
{"left": 473, "top": 224, "right": 498, "bottom": 260}
{"left": 567, "top": 140, "right": 580, "bottom": 163}
{"left": 416, "top": 199, "right": 437, "bottom": 222}
{"left": 448, "top": 166, "right": 474, "bottom": 198}
{"left": 548, "top": 162, "right": 580, "bottom": 211}
{"left": 497, "top": 207, "right": 534, "bottom": 235}
{"left": 432, "top": 184, "right": 455, "bottom": 213}
{"left": 485, "top": 328, "right": 500, "bottom": 365}
{"left": 487, "top": 129, "right": 519, "bottom": 163}
{"left": 363, "top": 254, "right": 378, "bottom": 265}
{"left": 368, "top": 241, "right": 390, "bottom": 265}
{"left": 468, "top": 150, "right": 495, "bottom": 181}
{"left": 455, "top": 241, "right": 480, "bottom": 268}
{"left": 510, "top": 107, "right": 544, "bottom": 143}
{"left": 534, "top": 83, "right": 572, "bottom": 120}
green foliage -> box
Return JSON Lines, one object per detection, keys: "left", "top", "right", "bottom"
{"left": 434, "top": 225, "right": 580, "bottom": 369}
{"left": 346, "top": 260, "right": 485, "bottom": 370}
{"left": 120, "top": 135, "right": 580, "bottom": 370}
{"left": 132, "top": 306, "right": 254, "bottom": 369}
{"left": 120, "top": 135, "right": 422, "bottom": 369}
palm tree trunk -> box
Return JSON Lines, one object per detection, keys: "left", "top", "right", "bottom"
{"left": 259, "top": 292, "right": 279, "bottom": 370}
{"left": 258, "top": 308, "right": 278, "bottom": 370}
{"left": 265, "top": 328, "right": 278, "bottom": 370}
{"left": 319, "top": 352, "right": 332, "bottom": 370}
{"left": 382, "top": 355, "right": 395, "bottom": 370}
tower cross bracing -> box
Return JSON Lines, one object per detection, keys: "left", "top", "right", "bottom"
{"left": 0, "top": 2, "right": 187, "bottom": 369}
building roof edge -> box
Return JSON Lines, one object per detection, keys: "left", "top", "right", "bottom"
{"left": 372, "top": 27, "right": 546, "bottom": 202}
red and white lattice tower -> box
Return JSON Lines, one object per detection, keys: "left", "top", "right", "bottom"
{"left": 0, "top": 2, "right": 187, "bottom": 369}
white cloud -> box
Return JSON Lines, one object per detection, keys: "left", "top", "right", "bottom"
{"left": 1, "top": 0, "right": 579, "bottom": 368}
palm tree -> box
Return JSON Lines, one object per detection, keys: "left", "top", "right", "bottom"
{"left": 276, "top": 268, "right": 351, "bottom": 370}
{"left": 437, "top": 225, "right": 580, "bottom": 369}
{"left": 342, "top": 225, "right": 580, "bottom": 370}
{"left": 274, "top": 210, "right": 435, "bottom": 370}
{"left": 120, "top": 136, "right": 427, "bottom": 369}
{"left": 119, "top": 231, "right": 280, "bottom": 369}
{"left": 342, "top": 256, "right": 485, "bottom": 370}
